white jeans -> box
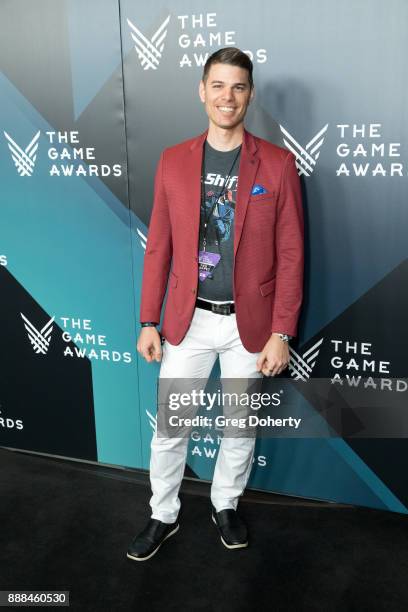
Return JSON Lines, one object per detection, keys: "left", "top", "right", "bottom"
{"left": 149, "top": 306, "right": 262, "bottom": 523}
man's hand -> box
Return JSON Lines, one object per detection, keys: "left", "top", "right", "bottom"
{"left": 137, "top": 327, "right": 162, "bottom": 363}
{"left": 256, "top": 333, "right": 290, "bottom": 377}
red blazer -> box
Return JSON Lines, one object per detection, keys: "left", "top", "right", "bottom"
{"left": 140, "top": 128, "right": 304, "bottom": 353}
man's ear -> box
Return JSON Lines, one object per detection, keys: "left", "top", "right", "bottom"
{"left": 249, "top": 86, "right": 255, "bottom": 103}
{"left": 198, "top": 80, "right": 206, "bottom": 103}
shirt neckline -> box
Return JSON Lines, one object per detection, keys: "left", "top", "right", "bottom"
{"left": 204, "top": 140, "right": 242, "bottom": 156}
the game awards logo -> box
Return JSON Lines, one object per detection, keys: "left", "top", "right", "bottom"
{"left": 279, "top": 124, "right": 328, "bottom": 177}
{"left": 20, "top": 313, "right": 55, "bottom": 355}
{"left": 289, "top": 338, "right": 324, "bottom": 380}
{"left": 4, "top": 130, "right": 40, "bottom": 177}
{"left": 127, "top": 16, "right": 171, "bottom": 70}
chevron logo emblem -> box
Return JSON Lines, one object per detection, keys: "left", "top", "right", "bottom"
{"left": 288, "top": 338, "right": 324, "bottom": 381}
{"left": 146, "top": 409, "right": 157, "bottom": 434}
{"left": 4, "top": 130, "right": 41, "bottom": 177}
{"left": 137, "top": 227, "right": 147, "bottom": 251}
{"left": 20, "top": 313, "right": 55, "bottom": 355}
{"left": 127, "top": 15, "right": 171, "bottom": 70}
{"left": 279, "top": 124, "right": 328, "bottom": 177}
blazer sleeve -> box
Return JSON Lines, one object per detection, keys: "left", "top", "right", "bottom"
{"left": 139, "top": 150, "right": 173, "bottom": 323}
{"left": 271, "top": 151, "right": 304, "bottom": 337}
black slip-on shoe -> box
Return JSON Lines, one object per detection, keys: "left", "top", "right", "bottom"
{"left": 127, "top": 518, "right": 179, "bottom": 561}
{"left": 211, "top": 503, "right": 248, "bottom": 549}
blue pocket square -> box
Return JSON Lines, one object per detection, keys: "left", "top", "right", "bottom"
{"left": 251, "top": 184, "right": 268, "bottom": 195}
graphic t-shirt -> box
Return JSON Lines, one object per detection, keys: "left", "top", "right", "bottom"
{"left": 197, "top": 140, "right": 241, "bottom": 302}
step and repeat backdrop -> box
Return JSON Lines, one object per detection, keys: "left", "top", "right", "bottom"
{"left": 1, "top": 0, "right": 407, "bottom": 513}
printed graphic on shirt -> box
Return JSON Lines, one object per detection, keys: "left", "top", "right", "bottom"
{"left": 197, "top": 142, "right": 241, "bottom": 301}
{"left": 200, "top": 173, "right": 238, "bottom": 248}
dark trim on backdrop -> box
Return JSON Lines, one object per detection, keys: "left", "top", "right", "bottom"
{"left": 1, "top": 446, "right": 353, "bottom": 509}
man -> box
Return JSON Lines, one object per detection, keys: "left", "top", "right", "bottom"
{"left": 127, "top": 47, "right": 304, "bottom": 561}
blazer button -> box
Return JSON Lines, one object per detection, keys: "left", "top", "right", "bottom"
{"left": 192, "top": 288, "right": 196, "bottom": 294}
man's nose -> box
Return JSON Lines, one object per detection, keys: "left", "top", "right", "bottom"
{"left": 221, "top": 88, "right": 234, "bottom": 101}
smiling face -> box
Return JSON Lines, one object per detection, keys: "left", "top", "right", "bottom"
{"left": 199, "top": 62, "right": 254, "bottom": 131}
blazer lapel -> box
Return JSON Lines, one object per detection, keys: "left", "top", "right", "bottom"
{"left": 234, "top": 129, "right": 259, "bottom": 257}
{"left": 188, "top": 128, "right": 208, "bottom": 252}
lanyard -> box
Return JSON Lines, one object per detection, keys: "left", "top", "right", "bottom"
{"left": 200, "top": 143, "right": 241, "bottom": 251}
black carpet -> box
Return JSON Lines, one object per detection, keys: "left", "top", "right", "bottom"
{"left": 0, "top": 447, "right": 407, "bottom": 612}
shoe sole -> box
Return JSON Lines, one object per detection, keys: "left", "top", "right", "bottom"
{"left": 126, "top": 523, "right": 180, "bottom": 562}
{"left": 211, "top": 515, "right": 248, "bottom": 549}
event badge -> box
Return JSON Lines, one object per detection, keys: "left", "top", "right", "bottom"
{"left": 198, "top": 250, "right": 221, "bottom": 281}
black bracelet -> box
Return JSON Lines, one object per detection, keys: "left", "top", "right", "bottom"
{"left": 141, "top": 322, "right": 158, "bottom": 327}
